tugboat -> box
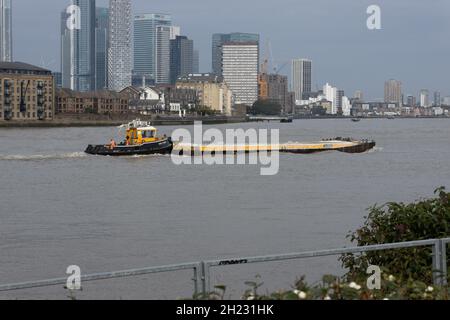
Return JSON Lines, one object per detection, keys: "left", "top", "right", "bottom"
{"left": 85, "top": 120, "right": 173, "bottom": 156}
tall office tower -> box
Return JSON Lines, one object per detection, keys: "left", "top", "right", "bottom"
{"left": 155, "top": 25, "right": 171, "bottom": 84}
{"left": 222, "top": 42, "right": 259, "bottom": 106}
{"left": 384, "top": 79, "right": 402, "bottom": 104}
{"left": 169, "top": 26, "right": 180, "bottom": 40}
{"left": 336, "top": 89, "right": 345, "bottom": 111}
{"left": 212, "top": 33, "right": 259, "bottom": 76}
{"left": 170, "top": 35, "right": 194, "bottom": 84}
{"left": 291, "top": 59, "right": 312, "bottom": 101}
{"left": 193, "top": 49, "right": 199, "bottom": 73}
{"left": 133, "top": 13, "right": 172, "bottom": 85}
{"left": 407, "top": 95, "right": 416, "bottom": 108}
{"left": 60, "top": 0, "right": 96, "bottom": 92}
{"left": 420, "top": 89, "right": 429, "bottom": 107}
{"left": 433, "top": 91, "right": 441, "bottom": 107}
{"left": 108, "top": 0, "right": 132, "bottom": 91}
{"left": 0, "top": 0, "right": 12, "bottom": 62}
{"left": 323, "top": 83, "right": 338, "bottom": 114}
{"left": 95, "top": 7, "right": 109, "bottom": 90}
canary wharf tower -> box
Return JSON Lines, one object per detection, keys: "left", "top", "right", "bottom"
{"left": 0, "top": 0, "right": 12, "bottom": 62}
{"left": 108, "top": 0, "right": 132, "bottom": 91}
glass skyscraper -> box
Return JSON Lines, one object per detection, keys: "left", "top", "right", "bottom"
{"left": 108, "top": 0, "right": 132, "bottom": 91}
{"left": 95, "top": 7, "right": 109, "bottom": 90}
{"left": 0, "top": 0, "right": 12, "bottom": 62}
{"left": 133, "top": 13, "right": 172, "bottom": 85}
{"left": 170, "top": 35, "right": 194, "bottom": 84}
{"left": 60, "top": 0, "right": 96, "bottom": 92}
{"left": 212, "top": 33, "right": 260, "bottom": 76}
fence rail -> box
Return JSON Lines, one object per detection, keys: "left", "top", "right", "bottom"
{"left": 1, "top": 238, "right": 449, "bottom": 297}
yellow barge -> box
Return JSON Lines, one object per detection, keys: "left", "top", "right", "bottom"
{"left": 173, "top": 138, "right": 376, "bottom": 155}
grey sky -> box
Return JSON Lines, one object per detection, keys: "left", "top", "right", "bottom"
{"left": 11, "top": 0, "right": 450, "bottom": 100}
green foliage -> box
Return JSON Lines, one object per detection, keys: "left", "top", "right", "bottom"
{"left": 340, "top": 187, "right": 450, "bottom": 283}
{"left": 250, "top": 100, "right": 282, "bottom": 116}
{"left": 196, "top": 275, "right": 449, "bottom": 300}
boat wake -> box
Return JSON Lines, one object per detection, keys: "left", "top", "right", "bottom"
{"left": 368, "top": 146, "right": 383, "bottom": 153}
{"left": 0, "top": 152, "right": 88, "bottom": 161}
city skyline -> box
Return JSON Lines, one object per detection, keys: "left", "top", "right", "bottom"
{"left": 6, "top": 0, "right": 450, "bottom": 100}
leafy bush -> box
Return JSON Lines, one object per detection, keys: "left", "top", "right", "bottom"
{"left": 198, "top": 274, "right": 449, "bottom": 300}
{"left": 340, "top": 187, "right": 450, "bottom": 283}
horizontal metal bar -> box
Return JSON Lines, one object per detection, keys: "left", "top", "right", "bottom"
{"left": 206, "top": 239, "right": 440, "bottom": 267}
{"left": 0, "top": 262, "right": 199, "bottom": 292}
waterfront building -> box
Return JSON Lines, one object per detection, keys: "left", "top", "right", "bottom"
{"left": 133, "top": 13, "right": 172, "bottom": 85}
{"left": 176, "top": 73, "right": 232, "bottom": 115}
{"left": 433, "top": 91, "right": 441, "bottom": 107}
{"left": 384, "top": 79, "right": 402, "bottom": 105}
{"left": 212, "top": 33, "right": 259, "bottom": 76}
{"left": 291, "top": 59, "right": 312, "bottom": 101}
{"left": 420, "top": 89, "right": 429, "bottom": 108}
{"left": 170, "top": 36, "right": 194, "bottom": 84}
{"left": 60, "top": 0, "right": 96, "bottom": 92}
{"left": 406, "top": 95, "right": 416, "bottom": 108}
{"left": 259, "top": 73, "right": 294, "bottom": 114}
{"left": 336, "top": 89, "right": 345, "bottom": 113}
{"left": 56, "top": 88, "right": 128, "bottom": 114}
{"left": 108, "top": 0, "right": 132, "bottom": 91}
{"left": 351, "top": 101, "right": 401, "bottom": 117}
{"left": 0, "top": 62, "right": 55, "bottom": 121}
{"left": 0, "top": 0, "right": 12, "bottom": 62}
{"left": 221, "top": 42, "right": 259, "bottom": 106}
{"left": 95, "top": 7, "right": 109, "bottom": 90}
{"left": 323, "top": 83, "right": 338, "bottom": 114}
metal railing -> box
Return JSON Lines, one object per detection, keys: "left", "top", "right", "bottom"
{"left": 0, "top": 238, "right": 448, "bottom": 297}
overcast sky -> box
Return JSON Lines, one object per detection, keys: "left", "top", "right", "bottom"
{"left": 11, "top": 0, "right": 450, "bottom": 100}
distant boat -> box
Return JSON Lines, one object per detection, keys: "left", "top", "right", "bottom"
{"left": 387, "top": 116, "right": 395, "bottom": 120}
{"left": 351, "top": 118, "right": 361, "bottom": 122}
{"left": 280, "top": 116, "right": 293, "bottom": 123}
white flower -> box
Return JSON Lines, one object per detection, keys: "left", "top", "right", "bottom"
{"left": 426, "top": 286, "right": 434, "bottom": 293}
{"left": 349, "top": 282, "right": 362, "bottom": 290}
{"left": 388, "top": 275, "right": 396, "bottom": 282}
{"left": 247, "top": 295, "right": 255, "bottom": 300}
{"left": 324, "top": 295, "right": 331, "bottom": 300}
{"left": 293, "top": 290, "right": 300, "bottom": 295}
{"left": 298, "top": 291, "right": 307, "bottom": 299}
{"left": 383, "top": 298, "right": 389, "bottom": 300}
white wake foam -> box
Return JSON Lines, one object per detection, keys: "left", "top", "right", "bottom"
{"left": 0, "top": 152, "right": 88, "bottom": 161}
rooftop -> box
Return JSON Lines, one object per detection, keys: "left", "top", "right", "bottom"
{"left": 0, "top": 61, "right": 52, "bottom": 75}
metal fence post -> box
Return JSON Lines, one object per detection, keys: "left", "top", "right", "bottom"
{"left": 439, "top": 239, "right": 447, "bottom": 286}
{"left": 192, "top": 265, "right": 199, "bottom": 297}
{"left": 200, "top": 261, "right": 207, "bottom": 298}
{"left": 431, "top": 240, "right": 442, "bottom": 285}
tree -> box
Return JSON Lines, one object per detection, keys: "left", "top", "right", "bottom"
{"left": 250, "top": 100, "right": 282, "bottom": 116}
{"left": 340, "top": 187, "right": 450, "bottom": 283}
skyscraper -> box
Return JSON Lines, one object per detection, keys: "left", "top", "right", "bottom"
{"left": 108, "top": 0, "right": 132, "bottom": 91}
{"left": 133, "top": 13, "right": 172, "bottom": 84}
{"left": 95, "top": 7, "right": 109, "bottom": 90}
{"left": 212, "top": 33, "right": 259, "bottom": 76}
{"left": 222, "top": 42, "right": 259, "bottom": 106}
{"left": 420, "top": 89, "right": 429, "bottom": 108}
{"left": 170, "top": 35, "right": 194, "bottom": 84}
{"left": 193, "top": 49, "right": 200, "bottom": 74}
{"left": 433, "top": 91, "right": 441, "bottom": 107}
{"left": 291, "top": 59, "right": 312, "bottom": 101}
{"left": 60, "top": 0, "right": 96, "bottom": 92}
{"left": 384, "top": 79, "right": 402, "bottom": 104}
{"left": 323, "top": 83, "right": 338, "bottom": 114}
{"left": 0, "top": 0, "right": 12, "bottom": 62}
{"left": 155, "top": 25, "right": 171, "bottom": 84}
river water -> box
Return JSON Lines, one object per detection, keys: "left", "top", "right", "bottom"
{"left": 0, "top": 119, "right": 449, "bottom": 299}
